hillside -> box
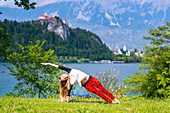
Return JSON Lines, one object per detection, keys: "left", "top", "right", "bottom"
{"left": 1, "top": 18, "right": 112, "bottom": 61}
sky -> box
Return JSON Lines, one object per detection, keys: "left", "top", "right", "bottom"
{"left": 0, "top": 0, "right": 15, "bottom": 6}
{"left": 1, "top": 0, "right": 169, "bottom": 8}
{"left": 0, "top": 0, "right": 38, "bottom": 7}
{"left": 0, "top": 0, "right": 75, "bottom": 7}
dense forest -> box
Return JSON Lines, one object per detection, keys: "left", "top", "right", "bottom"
{"left": 1, "top": 19, "right": 112, "bottom": 62}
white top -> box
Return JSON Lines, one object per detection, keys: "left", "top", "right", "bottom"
{"left": 69, "top": 69, "right": 87, "bottom": 87}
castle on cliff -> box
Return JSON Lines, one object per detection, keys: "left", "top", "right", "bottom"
{"left": 38, "top": 15, "right": 70, "bottom": 40}
{"left": 38, "top": 15, "right": 67, "bottom": 24}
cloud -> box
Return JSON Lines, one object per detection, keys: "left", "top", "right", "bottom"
{"left": 0, "top": 0, "right": 16, "bottom": 7}
{"left": 35, "top": 0, "right": 74, "bottom": 7}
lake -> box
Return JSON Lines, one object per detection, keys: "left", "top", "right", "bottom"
{"left": 0, "top": 62, "right": 141, "bottom": 97}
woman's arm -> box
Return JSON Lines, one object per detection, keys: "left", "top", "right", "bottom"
{"left": 41, "top": 63, "right": 59, "bottom": 68}
{"left": 67, "top": 85, "right": 73, "bottom": 102}
{"left": 41, "top": 63, "right": 72, "bottom": 73}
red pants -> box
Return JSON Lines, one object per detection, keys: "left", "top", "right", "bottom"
{"left": 84, "top": 76, "right": 115, "bottom": 103}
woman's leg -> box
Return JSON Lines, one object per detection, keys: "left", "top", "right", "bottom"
{"left": 85, "top": 83, "right": 113, "bottom": 103}
{"left": 88, "top": 76, "right": 115, "bottom": 100}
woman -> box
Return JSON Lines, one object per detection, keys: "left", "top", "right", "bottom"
{"left": 41, "top": 63, "right": 120, "bottom": 104}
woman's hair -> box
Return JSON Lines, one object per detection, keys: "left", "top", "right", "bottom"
{"left": 59, "top": 74, "right": 70, "bottom": 91}
{"left": 58, "top": 74, "right": 70, "bottom": 102}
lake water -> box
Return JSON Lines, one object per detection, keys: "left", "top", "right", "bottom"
{"left": 0, "top": 62, "right": 141, "bottom": 97}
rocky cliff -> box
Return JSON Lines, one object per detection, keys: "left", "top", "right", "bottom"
{"left": 38, "top": 17, "right": 70, "bottom": 40}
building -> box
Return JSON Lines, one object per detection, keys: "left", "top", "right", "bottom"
{"left": 113, "top": 45, "right": 145, "bottom": 57}
{"left": 49, "top": 17, "right": 55, "bottom": 19}
{"left": 123, "top": 44, "right": 126, "bottom": 51}
{"left": 63, "top": 18, "right": 66, "bottom": 24}
{"left": 135, "top": 51, "right": 144, "bottom": 57}
{"left": 118, "top": 49, "right": 122, "bottom": 54}
{"left": 38, "top": 15, "right": 68, "bottom": 25}
{"left": 38, "top": 15, "right": 49, "bottom": 19}
{"left": 113, "top": 45, "right": 130, "bottom": 56}
{"left": 126, "top": 50, "right": 130, "bottom": 56}
{"left": 112, "top": 51, "right": 119, "bottom": 55}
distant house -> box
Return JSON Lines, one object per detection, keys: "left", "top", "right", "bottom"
{"left": 135, "top": 51, "right": 144, "bottom": 57}
{"left": 135, "top": 52, "right": 138, "bottom": 56}
{"left": 49, "top": 16, "right": 55, "bottom": 19}
{"left": 118, "top": 49, "right": 122, "bottom": 54}
{"left": 63, "top": 18, "right": 66, "bottom": 24}
{"left": 113, "top": 51, "right": 119, "bottom": 55}
{"left": 126, "top": 51, "right": 130, "bottom": 56}
{"left": 38, "top": 15, "right": 49, "bottom": 19}
{"left": 113, "top": 45, "right": 130, "bottom": 56}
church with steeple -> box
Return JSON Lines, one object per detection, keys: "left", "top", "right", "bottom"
{"left": 113, "top": 45, "right": 130, "bottom": 56}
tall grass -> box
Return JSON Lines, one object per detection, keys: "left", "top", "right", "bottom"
{"left": 0, "top": 97, "right": 169, "bottom": 113}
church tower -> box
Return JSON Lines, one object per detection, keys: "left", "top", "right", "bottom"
{"left": 123, "top": 44, "right": 126, "bottom": 51}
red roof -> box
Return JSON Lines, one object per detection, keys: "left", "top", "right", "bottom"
{"left": 50, "top": 17, "right": 55, "bottom": 19}
{"left": 39, "top": 15, "right": 49, "bottom": 18}
{"left": 113, "top": 51, "right": 119, "bottom": 53}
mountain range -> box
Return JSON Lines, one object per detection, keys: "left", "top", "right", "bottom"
{"left": 0, "top": 0, "right": 170, "bottom": 50}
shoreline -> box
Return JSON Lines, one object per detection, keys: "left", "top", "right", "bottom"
{"left": 0, "top": 61, "right": 141, "bottom": 64}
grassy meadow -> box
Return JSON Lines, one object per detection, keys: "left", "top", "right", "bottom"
{"left": 0, "top": 96, "right": 169, "bottom": 113}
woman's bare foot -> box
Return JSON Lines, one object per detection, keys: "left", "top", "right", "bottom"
{"left": 113, "top": 98, "right": 120, "bottom": 104}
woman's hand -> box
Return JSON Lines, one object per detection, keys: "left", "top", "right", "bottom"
{"left": 67, "top": 96, "right": 70, "bottom": 103}
{"left": 41, "top": 63, "right": 59, "bottom": 68}
{"left": 60, "top": 74, "right": 69, "bottom": 81}
{"left": 41, "top": 63, "right": 50, "bottom": 65}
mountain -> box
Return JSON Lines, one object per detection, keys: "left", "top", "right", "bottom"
{"left": 0, "top": 0, "right": 170, "bottom": 50}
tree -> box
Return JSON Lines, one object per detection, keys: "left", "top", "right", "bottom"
{"left": 134, "top": 48, "right": 138, "bottom": 52}
{"left": 124, "top": 22, "right": 170, "bottom": 98}
{"left": 14, "top": 0, "right": 36, "bottom": 10}
{"left": 4, "top": 40, "right": 62, "bottom": 98}
{"left": 0, "top": 22, "right": 11, "bottom": 56}
{"left": 0, "top": 0, "right": 36, "bottom": 57}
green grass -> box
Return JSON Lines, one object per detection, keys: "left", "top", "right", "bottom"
{"left": 0, "top": 97, "right": 169, "bottom": 113}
